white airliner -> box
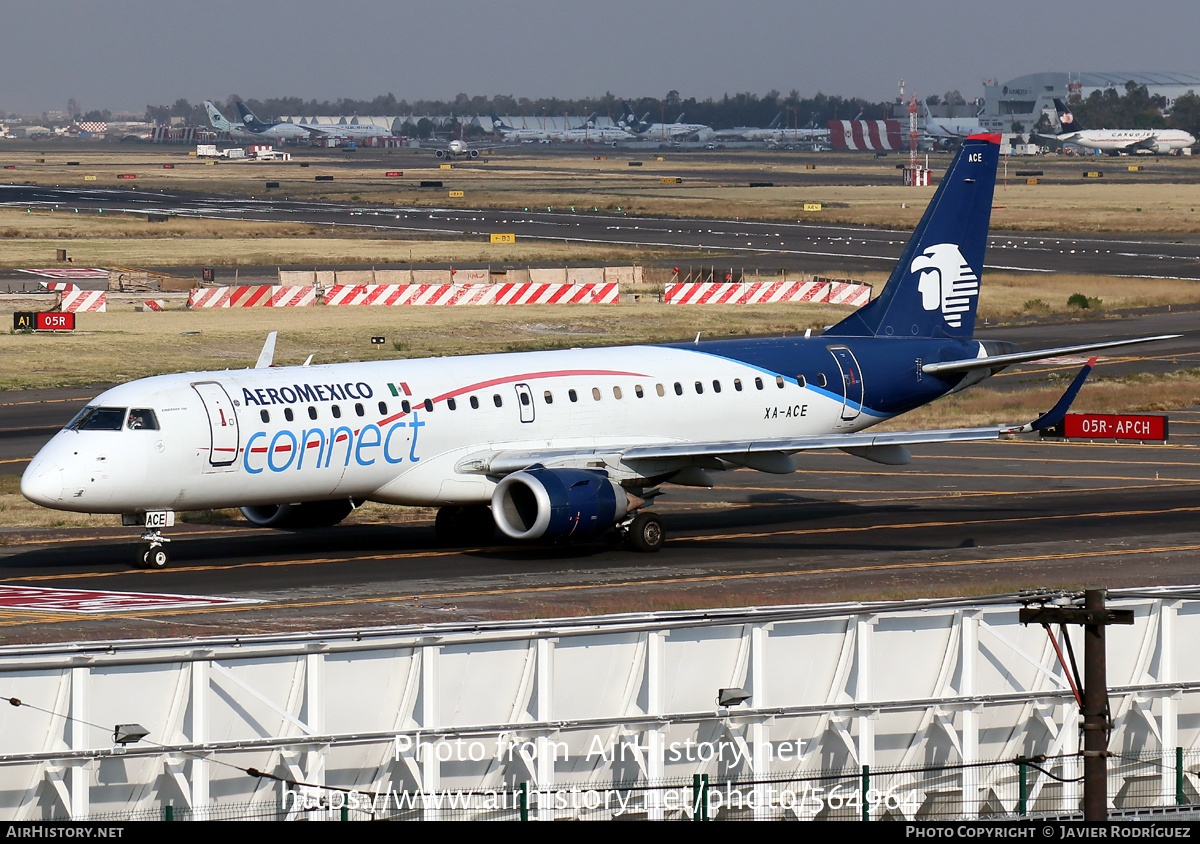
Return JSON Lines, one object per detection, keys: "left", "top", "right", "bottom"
{"left": 21, "top": 135, "right": 1174, "bottom": 567}
{"left": 922, "top": 103, "right": 987, "bottom": 150}
{"left": 204, "top": 102, "right": 392, "bottom": 143}
{"left": 1043, "top": 98, "right": 1196, "bottom": 154}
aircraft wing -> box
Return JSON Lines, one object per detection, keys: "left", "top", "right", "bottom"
{"left": 1122, "top": 136, "right": 1158, "bottom": 153}
{"left": 921, "top": 334, "right": 1178, "bottom": 375}
{"left": 461, "top": 359, "right": 1097, "bottom": 476}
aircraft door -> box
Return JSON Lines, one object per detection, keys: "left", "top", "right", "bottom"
{"left": 192, "top": 382, "right": 240, "bottom": 468}
{"left": 827, "top": 346, "right": 864, "bottom": 423}
{"left": 515, "top": 383, "right": 535, "bottom": 423}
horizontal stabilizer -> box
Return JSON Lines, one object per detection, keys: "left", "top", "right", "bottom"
{"left": 921, "top": 335, "right": 1178, "bottom": 374}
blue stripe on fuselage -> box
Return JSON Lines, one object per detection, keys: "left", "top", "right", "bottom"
{"left": 660, "top": 335, "right": 981, "bottom": 417}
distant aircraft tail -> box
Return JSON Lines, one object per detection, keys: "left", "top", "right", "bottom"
{"left": 204, "top": 101, "right": 233, "bottom": 131}
{"left": 234, "top": 101, "right": 267, "bottom": 130}
{"left": 767, "top": 111, "right": 784, "bottom": 130}
{"left": 490, "top": 112, "right": 514, "bottom": 131}
{"left": 1052, "top": 98, "right": 1083, "bottom": 132}
{"left": 827, "top": 134, "right": 1001, "bottom": 340}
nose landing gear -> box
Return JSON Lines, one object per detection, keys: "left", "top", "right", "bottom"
{"left": 123, "top": 511, "right": 176, "bottom": 569}
{"left": 138, "top": 532, "right": 171, "bottom": 569}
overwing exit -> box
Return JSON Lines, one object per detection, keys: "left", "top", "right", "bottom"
{"left": 21, "top": 134, "right": 1176, "bottom": 567}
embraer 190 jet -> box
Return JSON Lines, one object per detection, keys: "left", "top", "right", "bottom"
{"left": 21, "top": 135, "right": 1174, "bottom": 567}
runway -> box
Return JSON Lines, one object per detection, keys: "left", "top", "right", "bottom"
{"left": 1, "top": 436, "right": 1199, "bottom": 646}
{"left": 3, "top": 184, "right": 1200, "bottom": 289}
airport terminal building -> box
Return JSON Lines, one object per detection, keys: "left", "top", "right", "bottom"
{"left": 979, "top": 71, "right": 1200, "bottom": 132}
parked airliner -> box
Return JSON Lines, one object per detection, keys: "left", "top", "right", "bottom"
{"left": 21, "top": 135, "right": 1173, "bottom": 567}
{"left": 1042, "top": 98, "right": 1195, "bottom": 154}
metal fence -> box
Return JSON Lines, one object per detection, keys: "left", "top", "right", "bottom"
{"left": 49, "top": 748, "right": 1200, "bottom": 822}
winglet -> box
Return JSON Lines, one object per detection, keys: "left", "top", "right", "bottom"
{"left": 255, "top": 331, "right": 278, "bottom": 369}
{"left": 1010, "top": 356, "right": 1097, "bottom": 433}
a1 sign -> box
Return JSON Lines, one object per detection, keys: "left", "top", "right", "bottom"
{"left": 36, "top": 312, "right": 75, "bottom": 331}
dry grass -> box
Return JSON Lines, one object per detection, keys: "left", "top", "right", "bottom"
{"left": 0, "top": 208, "right": 655, "bottom": 268}
{"left": 0, "top": 301, "right": 854, "bottom": 390}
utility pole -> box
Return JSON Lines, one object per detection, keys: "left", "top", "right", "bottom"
{"left": 1019, "top": 589, "right": 1133, "bottom": 822}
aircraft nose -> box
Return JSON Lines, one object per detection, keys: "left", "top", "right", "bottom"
{"left": 21, "top": 457, "right": 64, "bottom": 507}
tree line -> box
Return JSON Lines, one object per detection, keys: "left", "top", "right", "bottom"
{"left": 142, "top": 90, "right": 893, "bottom": 131}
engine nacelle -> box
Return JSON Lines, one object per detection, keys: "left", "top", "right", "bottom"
{"left": 434, "top": 149, "right": 447, "bottom": 159}
{"left": 240, "top": 499, "right": 355, "bottom": 529}
{"left": 491, "top": 468, "right": 629, "bottom": 541}
{"left": 469, "top": 149, "right": 480, "bottom": 158}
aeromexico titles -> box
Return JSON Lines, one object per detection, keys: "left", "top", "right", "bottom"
{"left": 21, "top": 135, "right": 1175, "bottom": 567}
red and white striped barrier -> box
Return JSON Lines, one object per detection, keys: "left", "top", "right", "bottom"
{"left": 51, "top": 285, "right": 106, "bottom": 312}
{"left": 826, "top": 282, "right": 872, "bottom": 307}
{"left": 324, "top": 282, "right": 620, "bottom": 307}
{"left": 743, "top": 281, "right": 830, "bottom": 304}
{"left": 188, "top": 286, "right": 316, "bottom": 309}
{"left": 666, "top": 280, "right": 870, "bottom": 307}
{"left": 188, "top": 288, "right": 229, "bottom": 308}
{"left": 143, "top": 300, "right": 168, "bottom": 312}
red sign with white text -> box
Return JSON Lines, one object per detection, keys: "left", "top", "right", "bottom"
{"left": 36, "top": 312, "right": 74, "bottom": 331}
{"left": 1062, "top": 413, "right": 1167, "bottom": 442}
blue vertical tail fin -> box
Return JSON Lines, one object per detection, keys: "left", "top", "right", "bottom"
{"left": 826, "top": 134, "right": 1001, "bottom": 340}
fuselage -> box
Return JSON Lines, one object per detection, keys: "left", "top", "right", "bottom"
{"left": 21, "top": 336, "right": 978, "bottom": 517}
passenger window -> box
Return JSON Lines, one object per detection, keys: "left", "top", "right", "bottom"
{"left": 674, "top": 382, "right": 683, "bottom": 396}
{"left": 712, "top": 380, "right": 721, "bottom": 393}
{"left": 734, "top": 379, "right": 743, "bottom": 391}
{"left": 470, "top": 395, "right": 480, "bottom": 409}
{"left": 308, "top": 406, "right": 318, "bottom": 420}
{"left": 635, "top": 385, "right": 644, "bottom": 398}
{"left": 447, "top": 398, "right": 457, "bottom": 411}
{"left": 755, "top": 377, "right": 764, "bottom": 390}
{"left": 260, "top": 410, "right": 270, "bottom": 423}
{"left": 284, "top": 408, "right": 294, "bottom": 422}
{"left": 656, "top": 384, "right": 665, "bottom": 397}
{"left": 402, "top": 400, "right": 411, "bottom": 414}
{"left": 544, "top": 391, "right": 553, "bottom": 404}
{"left": 423, "top": 399, "right": 433, "bottom": 412}
{"left": 613, "top": 386, "right": 622, "bottom": 399}
{"left": 520, "top": 392, "right": 530, "bottom": 406}
{"left": 569, "top": 389, "right": 578, "bottom": 402}
{"left": 796, "top": 375, "right": 807, "bottom": 388}
{"left": 592, "top": 387, "right": 602, "bottom": 401}
{"left": 355, "top": 403, "right": 365, "bottom": 416}
{"left": 332, "top": 405, "right": 342, "bottom": 419}
{"left": 776, "top": 376, "right": 785, "bottom": 389}
{"left": 493, "top": 394, "right": 503, "bottom": 407}
{"left": 694, "top": 381, "right": 703, "bottom": 394}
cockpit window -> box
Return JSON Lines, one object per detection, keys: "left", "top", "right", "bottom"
{"left": 66, "top": 406, "right": 127, "bottom": 431}
{"left": 127, "top": 409, "right": 159, "bottom": 430}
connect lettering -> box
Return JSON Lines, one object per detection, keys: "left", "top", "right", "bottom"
{"left": 243, "top": 420, "right": 415, "bottom": 475}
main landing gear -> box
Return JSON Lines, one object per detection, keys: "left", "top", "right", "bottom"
{"left": 435, "top": 504, "right": 496, "bottom": 545}
{"left": 620, "top": 511, "right": 665, "bottom": 553}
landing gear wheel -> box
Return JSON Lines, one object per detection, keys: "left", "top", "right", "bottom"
{"left": 435, "top": 505, "right": 495, "bottom": 545}
{"left": 139, "top": 545, "right": 169, "bottom": 569}
{"left": 626, "top": 512, "right": 665, "bottom": 553}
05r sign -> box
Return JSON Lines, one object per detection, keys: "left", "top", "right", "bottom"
{"left": 36, "top": 312, "right": 75, "bottom": 331}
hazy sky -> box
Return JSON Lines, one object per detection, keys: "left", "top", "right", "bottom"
{"left": 6, "top": 0, "right": 1199, "bottom": 115}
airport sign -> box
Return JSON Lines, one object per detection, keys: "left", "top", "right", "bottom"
{"left": 1061, "top": 413, "right": 1167, "bottom": 442}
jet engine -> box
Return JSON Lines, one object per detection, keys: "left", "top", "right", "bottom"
{"left": 240, "top": 500, "right": 355, "bottom": 529}
{"left": 491, "top": 468, "right": 630, "bottom": 541}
